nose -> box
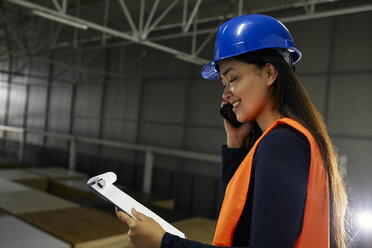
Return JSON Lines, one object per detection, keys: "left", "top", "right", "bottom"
{"left": 222, "top": 85, "right": 232, "bottom": 101}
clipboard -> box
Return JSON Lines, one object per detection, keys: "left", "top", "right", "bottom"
{"left": 87, "top": 172, "right": 186, "bottom": 239}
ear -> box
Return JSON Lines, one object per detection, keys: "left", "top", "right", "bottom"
{"left": 264, "top": 63, "right": 278, "bottom": 86}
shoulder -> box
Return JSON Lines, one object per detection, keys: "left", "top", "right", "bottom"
{"left": 257, "top": 124, "right": 310, "bottom": 158}
{"left": 253, "top": 124, "right": 311, "bottom": 177}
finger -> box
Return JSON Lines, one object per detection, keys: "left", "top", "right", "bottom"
{"left": 221, "top": 100, "right": 228, "bottom": 107}
{"left": 131, "top": 208, "right": 148, "bottom": 221}
{"left": 116, "top": 209, "right": 135, "bottom": 227}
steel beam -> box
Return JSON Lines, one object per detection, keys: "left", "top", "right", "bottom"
{"left": 117, "top": 0, "right": 138, "bottom": 35}
{"left": 52, "top": 0, "right": 62, "bottom": 12}
{"left": 143, "top": 0, "right": 159, "bottom": 38}
{"left": 143, "top": 0, "right": 180, "bottom": 38}
{"left": 238, "top": 0, "right": 243, "bottom": 16}
{"left": 139, "top": 0, "right": 145, "bottom": 34}
{"left": 102, "top": 0, "right": 110, "bottom": 45}
{"left": 5, "top": 0, "right": 208, "bottom": 65}
{"left": 280, "top": 4, "right": 372, "bottom": 23}
{"left": 183, "top": 0, "right": 202, "bottom": 33}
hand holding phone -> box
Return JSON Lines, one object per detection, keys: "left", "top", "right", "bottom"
{"left": 220, "top": 103, "right": 242, "bottom": 128}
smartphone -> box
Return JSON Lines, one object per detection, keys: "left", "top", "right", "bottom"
{"left": 220, "top": 103, "right": 242, "bottom": 128}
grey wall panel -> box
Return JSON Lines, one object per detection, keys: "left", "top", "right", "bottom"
{"left": 332, "top": 12, "right": 372, "bottom": 72}
{"left": 74, "top": 84, "right": 101, "bottom": 118}
{"left": 0, "top": 85, "right": 7, "bottom": 123}
{"left": 29, "top": 59, "right": 49, "bottom": 78}
{"left": 174, "top": 172, "right": 193, "bottom": 213}
{"left": 76, "top": 143, "right": 99, "bottom": 156}
{"left": 192, "top": 175, "right": 218, "bottom": 218}
{"left": 0, "top": 72, "right": 8, "bottom": 84}
{"left": 141, "top": 80, "right": 187, "bottom": 123}
{"left": 47, "top": 115, "right": 70, "bottom": 133}
{"left": 333, "top": 138, "right": 372, "bottom": 204}
{"left": 8, "top": 85, "right": 26, "bottom": 127}
{"left": 26, "top": 134, "right": 44, "bottom": 146}
{"left": 100, "top": 146, "right": 136, "bottom": 163}
{"left": 300, "top": 75, "right": 328, "bottom": 117}
{"left": 53, "top": 51, "right": 77, "bottom": 82}
{"left": 286, "top": 18, "right": 332, "bottom": 73}
{"left": 84, "top": 49, "right": 106, "bottom": 71}
{"left": 101, "top": 120, "right": 137, "bottom": 161}
{"left": 187, "top": 79, "right": 222, "bottom": 126}
{"left": 116, "top": 45, "right": 143, "bottom": 76}
{"left": 47, "top": 84, "right": 72, "bottom": 146}
{"left": 73, "top": 118, "right": 99, "bottom": 137}
{"left": 143, "top": 48, "right": 192, "bottom": 78}
{"left": 45, "top": 137, "right": 69, "bottom": 150}
{"left": 139, "top": 123, "right": 184, "bottom": 148}
{"left": 327, "top": 74, "right": 372, "bottom": 136}
{"left": 154, "top": 155, "right": 183, "bottom": 171}
{"left": 28, "top": 86, "right": 47, "bottom": 117}
{"left": 26, "top": 86, "right": 47, "bottom": 145}
{"left": 104, "top": 81, "right": 140, "bottom": 120}
{"left": 185, "top": 126, "right": 225, "bottom": 154}
{"left": 11, "top": 58, "right": 28, "bottom": 84}
{"left": 102, "top": 120, "right": 137, "bottom": 142}
{"left": 152, "top": 167, "right": 173, "bottom": 198}
{"left": 49, "top": 84, "right": 72, "bottom": 116}
{"left": 183, "top": 159, "right": 221, "bottom": 178}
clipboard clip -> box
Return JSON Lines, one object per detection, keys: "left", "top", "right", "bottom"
{"left": 88, "top": 178, "right": 106, "bottom": 189}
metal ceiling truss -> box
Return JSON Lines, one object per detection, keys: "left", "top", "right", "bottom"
{"left": 4, "top": 0, "right": 209, "bottom": 65}
{"left": 3, "top": 0, "right": 372, "bottom": 66}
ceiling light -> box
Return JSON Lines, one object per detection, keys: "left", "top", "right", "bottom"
{"left": 358, "top": 211, "right": 372, "bottom": 231}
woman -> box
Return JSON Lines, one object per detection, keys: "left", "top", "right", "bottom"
{"left": 117, "top": 14, "right": 348, "bottom": 248}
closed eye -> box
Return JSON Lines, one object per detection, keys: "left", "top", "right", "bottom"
{"left": 229, "top": 77, "right": 237, "bottom": 83}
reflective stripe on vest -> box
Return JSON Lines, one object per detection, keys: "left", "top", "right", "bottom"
{"left": 213, "top": 117, "right": 329, "bottom": 247}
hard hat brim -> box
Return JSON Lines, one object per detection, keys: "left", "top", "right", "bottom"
{"left": 200, "top": 47, "right": 302, "bottom": 80}
{"left": 201, "top": 60, "right": 221, "bottom": 80}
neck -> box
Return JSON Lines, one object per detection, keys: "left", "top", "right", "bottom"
{"left": 256, "top": 104, "right": 282, "bottom": 132}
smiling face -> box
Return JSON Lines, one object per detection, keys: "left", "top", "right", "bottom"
{"left": 220, "top": 57, "right": 278, "bottom": 126}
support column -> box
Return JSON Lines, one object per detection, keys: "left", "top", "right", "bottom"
{"left": 143, "top": 150, "right": 154, "bottom": 194}
{"left": 68, "top": 138, "right": 76, "bottom": 171}
{"left": 324, "top": 17, "right": 337, "bottom": 123}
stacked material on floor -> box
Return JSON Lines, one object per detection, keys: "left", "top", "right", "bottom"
{"left": 152, "top": 199, "right": 175, "bottom": 210}
{"left": 0, "top": 189, "right": 79, "bottom": 215}
{"left": 0, "top": 216, "right": 71, "bottom": 248}
{"left": 0, "top": 177, "right": 32, "bottom": 193}
{"left": 48, "top": 178, "right": 116, "bottom": 214}
{"left": 172, "top": 217, "right": 217, "bottom": 244}
{"left": 29, "top": 167, "right": 87, "bottom": 180}
{"left": 0, "top": 208, "right": 8, "bottom": 216}
{"left": 49, "top": 178, "right": 94, "bottom": 198}
{"left": 19, "top": 207, "right": 130, "bottom": 248}
{"left": 0, "top": 169, "right": 48, "bottom": 191}
{"left": 0, "top": 158, "right": 31, "bottom": 169}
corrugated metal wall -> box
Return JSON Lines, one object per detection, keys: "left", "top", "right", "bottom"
{"left": 0, "top": 11, "right": 371, "bottom": 217}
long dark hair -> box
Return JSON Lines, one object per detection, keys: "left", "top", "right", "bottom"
{"left": 236, "top": 49, "right": 348, "bottom": 248}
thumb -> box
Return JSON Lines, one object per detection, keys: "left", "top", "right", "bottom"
{"left": 131, "top": 208, "right": 149, "bottom": 221}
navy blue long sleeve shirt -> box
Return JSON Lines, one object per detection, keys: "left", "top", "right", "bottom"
{"left": 162, "top": 124, "right": 310, "bottom": 248}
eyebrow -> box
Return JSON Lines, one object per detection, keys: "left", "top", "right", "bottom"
{"left": 222, "top": 67, "right": 233, "bottom": 76}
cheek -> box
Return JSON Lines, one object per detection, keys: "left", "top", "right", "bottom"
{"left": 237, "top": 82, "right": 270, "bottom": 120}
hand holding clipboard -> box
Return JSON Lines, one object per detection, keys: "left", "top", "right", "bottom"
{"left": 87, "top": 172, "right": 186, "bottom": 239}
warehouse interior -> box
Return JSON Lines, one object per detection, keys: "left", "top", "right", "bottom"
{"left": 0, "top": 0, "right": 372, "bottom": 247}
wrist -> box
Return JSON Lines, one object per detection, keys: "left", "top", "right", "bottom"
{"left": 227, "top": 138, "right": 245, "bottom": 148}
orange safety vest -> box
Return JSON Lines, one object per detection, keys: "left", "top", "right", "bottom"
{"left": 213, "top": 117, "right": 329, "bottom": 247}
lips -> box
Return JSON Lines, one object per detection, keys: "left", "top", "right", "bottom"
{"left": 232, "top": 100, "right": 240, "bottom": 110}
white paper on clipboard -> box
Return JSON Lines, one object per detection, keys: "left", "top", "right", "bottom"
{"left": 87, "top": 172, "right": 186, "bottom": 239}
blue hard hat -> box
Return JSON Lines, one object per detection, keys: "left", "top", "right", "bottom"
{"left": 201, "top": 14, "right": 302, "bottom": 80}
